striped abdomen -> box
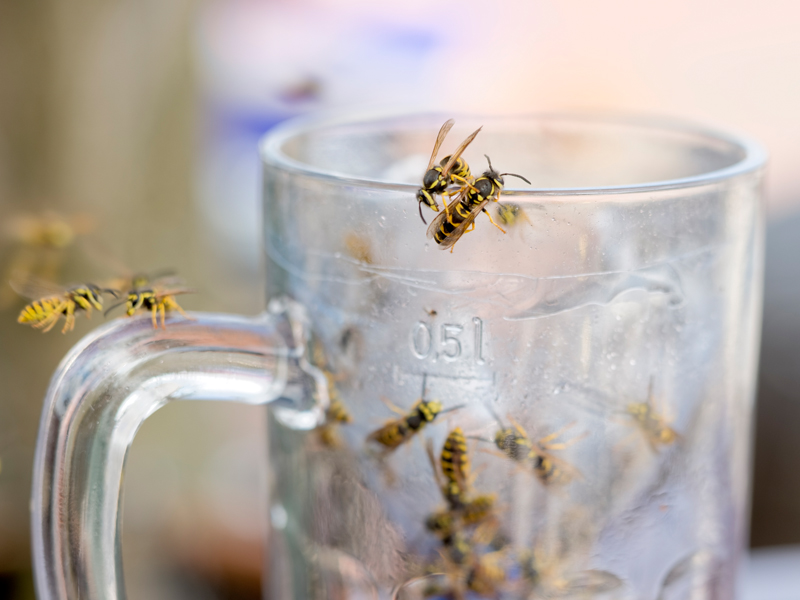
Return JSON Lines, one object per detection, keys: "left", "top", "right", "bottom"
{"left": 433, "top": 176, "right": 500, "bottom": 244}
{"left": 441, "top": 427, "right": 470, "bottom": 484}
{"left": 17, "top": 296, "right": 65, "bottom": 324}
{"left": 433, "top": 198, "right": 478, "bottom": 244}
{"left": 439, "top": 155, "right": 471, "bottom": 182}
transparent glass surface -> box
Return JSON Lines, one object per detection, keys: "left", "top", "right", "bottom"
{"left": 32, "top": 113, "right": 764, "bottom": 600}
{"left": 260, "top": 114, "right": 766, "bottom": 600}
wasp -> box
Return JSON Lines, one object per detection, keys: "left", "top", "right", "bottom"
{"left": 309, "top": 337, "right": 353, "bottom": 447}
{"left": 394, "top": 552, "right": 507, "bottom": 600}
{"left": 105, "top": 276, "right": 193, "bottom": 329}
{"left": 464, "top": 551, "right": 507, "bottom": 598}
{"left": 427, "top": 155, "right": 531, "bottom": 252}
{"left": 477, "top": 409, "right": 583, "bottom": 486}
{"left": 318, "top": 397, "right": 353, "bottom": 448}
{"left": 415, "top": 119, "right": 482, "bottom": 224}
{"left": 514, "top": 548, "right": 621, "bottom": 599}
{"left": 0, "top": 210, "right": 96, "bottom": 309}
{"left": 368, "top": 376, "right": 461, "bottom": 452}
{"left": 425, "top": 432, "right": 497, "bottom": 540}
{"left": 437, "top": 533, "right": 508, "bottom": 600}
{"left": 441, "top": 427, "right": 470, "bottom": 492}
{"left": 13, "top": 278, "right": 118, "bottom": 333}
{"left": 496, "top": 203, "right": 531, "bottom": 229}
{"left": 627, "top": 379, "right": 680, "bottom": 451}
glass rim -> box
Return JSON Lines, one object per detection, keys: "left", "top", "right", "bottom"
{"left": 259, "top": 109, "right": 767, "bottom": 196}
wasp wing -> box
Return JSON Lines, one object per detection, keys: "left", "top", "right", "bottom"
{"left": 152, "top": 286, "right": 195, "bottom": 299}
{"left": 440, "top": 126, "right": 482, "bottom": 177}
{"left": 563, "top": 570, "right": 622, "bottom": 595}
{"left": 9, "top": 276, "right": 66, "bottom": 300}
{"left": 425, "top": 187, "right": 470, "bottom": 240}
{"left": 432, "top": 199, "right": 491, "bottom": 251}
{"left": 425, "top": 119, "right": 454, "bottom": 171}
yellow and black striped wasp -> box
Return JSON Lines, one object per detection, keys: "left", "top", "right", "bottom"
{"left": 427, "top": 155, "right": 530, "bottom": 252}
{"left": 475, "top": 407, "right": 583, "bottom": 486}
{"left": 626, "top": 378, "right": 680, "bottom": 451}
{"left": 425, "top": 429, "right": 498, "bottom": 544}
{"left": 496, "top": 203, "right": 532, "bottom": 230}
{"left": 13, "top": 277, "right": 118, "bottom": 333}
{"left": 105, "top": 275, "right": 193, "bottom": 329}
{"left": 415, "top": 119, "right": 482, "bottom": 224}
{"left": 318, "top": 398, "right": 353, "bottom": 448}
{"left": 513, "top": 547, "right": 622, "bottom": 599}
{"left": 310, "top": 338, "right": 353, "bottom": 448}
{"left": 367, "top": 376, "right": 463, "bottom": 453}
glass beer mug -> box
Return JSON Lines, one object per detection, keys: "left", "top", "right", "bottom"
{"left": 31, "top": 113, "right": 766, "bottom": 600}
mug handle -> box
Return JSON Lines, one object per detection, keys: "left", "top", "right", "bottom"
{"left": 31, "top": 298, "right": 327, "bottom": 600}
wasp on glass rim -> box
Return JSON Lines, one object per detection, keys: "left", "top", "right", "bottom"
{"left": 427, "top": 155, "right": 530, "bottom": 252}
{"left": 415, "top": 119, "right": 482, "bottom": 224}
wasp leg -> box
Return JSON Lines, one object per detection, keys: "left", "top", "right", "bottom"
{"left": 40, "top": 314, "right": 61, "bottom": 333}
{"left": 170, "top": 300, "right": 195, "bottom": 321}
{"left": 536, "top": 421, "right": 578, "bottom": 446}
{"left": 450, "top": 175, "right": 478, "bottom": 193}
{"left": 160, "top": 302, "right": 167, "bottom": 329}
{"left": 380, "top": 396, "right": 407, "bottom": 416}
{"left": 61, "top": 302, "right": 76, "bottom": 334}
{"left": 150, "top": 305, "right": 158, "bottom": 329}
{"left": 540, "top": 430, "right": 588, "bottom": 451}
{"left": 481, "top": 208, "right": 506, "bottom": 234}
{"left": 509, "top": 420, "right": 529, "bottom": 442}
{"left": 38, "top": 301, "right": 68, "bottom": 333}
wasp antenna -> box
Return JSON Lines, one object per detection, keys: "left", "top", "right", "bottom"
{"left": 101, "top": 288, "right": 120, "bottom": 297}
{"left": 500, "top": 173, "right": 531, "bottom": 185}
{"left": 467, "top": 435, "right": 494, "bottom": 444}
{"left": 421, "top": 373, "right": 429, "bottom": 399}
{"left": 439, "top": 403, "right": 466, "bottom": 416}
{"left": 483, "top": 397, "right": 507, "bottom": 428}
{"left": 103, "top": 300, "right": 126, "bottom": 317}
{"left": 418, "top": 201, "right": 428, "bottom": 224}
{"left": 484, "top": 154, "right": 494, "bottom": 170}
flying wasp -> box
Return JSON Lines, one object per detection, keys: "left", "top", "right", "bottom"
{"left": 105, "top": 276, "right": 193, "bottom": 329}
{"left": 415, "top": 119, "right": 482, "bottom": 224}
{"left": 426, "top": 155, "right": 530, "bottom": 252}
{"left": 13, "top": 277, "right": 118, "bottom": 333}
{"left": 1, "top": 210, "right": 96, "bottom": 309}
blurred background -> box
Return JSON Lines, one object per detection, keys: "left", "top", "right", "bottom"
{"left": 1, "top": 0, "right": 799, "bottom": 598}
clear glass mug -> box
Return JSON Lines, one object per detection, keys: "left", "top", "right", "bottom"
{"left": 31, "top": 113, "right": 766, "bottom": 600}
